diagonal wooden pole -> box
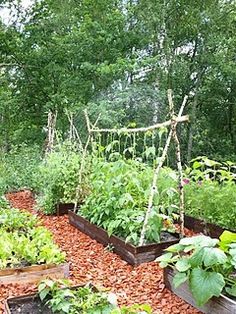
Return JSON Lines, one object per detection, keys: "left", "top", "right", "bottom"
{"left": 139, "top": 92, "right": 188, "bottom": 245}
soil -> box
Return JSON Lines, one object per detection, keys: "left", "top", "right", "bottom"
{"left": 0, "top": 190, "right": 201, "bottom": 314}
{"left": 160, "top": 231, "right": 178, "bottom": 242}
{"left": 8, "top": 297, "right": 52, "bottom": 314}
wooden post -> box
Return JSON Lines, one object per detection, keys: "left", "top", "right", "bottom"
{"left": 73, "top": 110, "right": 101, "bottom": 211}
{"left": 168, "top": 90, "right": 185, "bottom": 237}
{"left": 45, "top": 110, "right": 57, "bottom": 154}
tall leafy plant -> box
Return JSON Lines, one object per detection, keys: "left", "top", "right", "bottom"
{"left": 80, "top": 158, "right": 178, "bottom": 245}
{"left": 184, "top": 180, "right": 236, "bottom": 230}
{"left": 0, "top": 144, "right": 41, "bottom": 194}
{"left": 36, "top": 141, "right": 89, "bottom": 214}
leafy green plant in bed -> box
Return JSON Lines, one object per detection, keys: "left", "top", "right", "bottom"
{"left": 0, "top": 227, "right": 65, "bottom": 269}
{"left": 184, "top": 180, "right": 236, "bottom": 230}
{"left": 0, "top": 144, "right": 41, "bottom": 194}
{"left": 38, "top": 279, "right": 152, "bottom": 313}
{"left": 156, "top": 231, "right": 236, "bottom": 306}
{"left": 186, "top": 156, "right": 236, "bottom": 183}
{"left": 36, "top": 141, "right": 89, "bottom": 214}
{"left": 80, "top": 158, "right": 178, "bottom": 245}
{"left": 0, "top": 205, "right": 38, "bottom": 233}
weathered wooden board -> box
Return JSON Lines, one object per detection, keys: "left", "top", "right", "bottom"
{"left": 184, "top": 215, "right": 235, "bottom": 238}
{"left": 68, "top": 211, "right": 179, "bottom": 266}
{"left": 0, "top": 263, "right": 69, "bottom": 284}
{"left": 56, "top": 203, "right": 75, "bottom": 216}
{"left": 164, "top": 267, "right": 236, "bottom": 314}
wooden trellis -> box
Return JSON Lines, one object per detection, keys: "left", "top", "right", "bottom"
{"left": 76, "top": 90, "right": 189, "bottom": 244}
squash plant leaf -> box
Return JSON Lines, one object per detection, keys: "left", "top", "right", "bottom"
{"left": 179, "top": 235, "right": 218, "bottom": 248}
{"left": 189, "top": 268, "right": 225, "bottom": 306}
{"left": 173, "top": 272, "right": 188, "bottom": 288}
{"left": 202, "top": 247, "right": 227, "bottom": 267}
{"left": 175, "top": 259, "right": 191, "bottom": 272}
{"left": 225, "top": 285, "right": 236, "bottom": 297}
{"left": 219, "top": 231, "right": 236, "bottom": 251}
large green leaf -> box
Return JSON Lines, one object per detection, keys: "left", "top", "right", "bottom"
{"left": 189, "top": 269, "right": 225, "bottom": 306}
{"left": 225, "top": 285, "right": 236, "bottom": 297}
{"left": 189, "top": 249, "right": 204, "bottom": 268}
{"left": 156, "top": 253, "right": 173, "bottom": 268}
{"left": 165, "top": 243, "right": 185, "bottom": 253}
{"left": 202, "top": 247, "right": 227, "bottom": 267}
{"left": 180, "top": 235, "right": 218, "bottom": 248}
{"left": 175, "top": 259, "right": 191, "bottom": 272}
{"left": 173, "top": 272, "right": 188, "bottom": 288}
{"left": 219, "top": 231, "right": 236, "bottom": 251}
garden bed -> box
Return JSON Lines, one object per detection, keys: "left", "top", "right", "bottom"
{"left": 0, "top": 263, "right": 69, "bottom": 285}
{"left": 69, "top": 211, "right": 179, "bottom": 266}
{"left": 4, "top": 284, "right": 90, "bottom": 314}
{"left": 184, "top": 215, "right": 236, "bottom": 238}
{"left": 164, "top": 267, "right": 236, "bottom": 314}
{"left": 5, "top": 292, "right": 52, "bottom": 314}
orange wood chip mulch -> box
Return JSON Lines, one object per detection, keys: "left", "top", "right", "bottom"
{"left": 0, "top": 191, "right": 201, "bottom": 314}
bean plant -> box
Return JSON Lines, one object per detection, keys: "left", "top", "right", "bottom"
{"left": 80, "top": 158, "right": 178, "bottom": 245}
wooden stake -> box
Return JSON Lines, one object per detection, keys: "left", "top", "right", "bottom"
{"left": 45, "top": 110, "right": 57, "bottom": 154}
{"left": 168, "top": 90, "right": 185, "bottom": 237}
{"left": 73, "top": 110, "right": 101, "bottom": 211}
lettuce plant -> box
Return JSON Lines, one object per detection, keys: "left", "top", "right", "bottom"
{"left": 0, "top": 204, "right": 65, "bottom": 268}
{"left": 0, "top": 206, "right": 38, "bottom": 233}
{"left": 0, "top": 227, "right": 65, "bottom": 268}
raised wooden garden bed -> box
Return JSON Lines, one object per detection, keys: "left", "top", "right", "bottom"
{"left": 0, "top": 263, "right": 69, "bottom": 284}
{"left": 4, "top": 284, "right": 90, "bottom": 314}
{"left": 164, "top": 267, "right": 236, "bottom": 314}
{"left": 184, "top": 215, "right": 235, "bottom": 238}
{"left": 68, "top": 211, "right": 179, "bottom": 266}
{"left": 56, "top": 203, "right": 75, "bottom": 216}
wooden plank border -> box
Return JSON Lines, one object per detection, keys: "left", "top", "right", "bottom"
{"left": 68, "top": 211, "right": 179, "bottom": 266}
{"left": 164, "top": 267, "right": 236, "bottom": 314}
{"left": 56, "top": 203, "right": 75, "bottom": 216}
{"left": 184, "top": 215, "right": 235, "bottom": 238}
{"left": 0, "top": 263, "right": 69, "bottom": 284}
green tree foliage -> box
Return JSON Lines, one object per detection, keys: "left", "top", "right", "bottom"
{"left": 0, "top": 0, "right": 235, "bottom": 160}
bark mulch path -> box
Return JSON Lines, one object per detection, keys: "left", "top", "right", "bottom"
{"left": 0, "top": 191, "right": 201, "bottom": 314}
